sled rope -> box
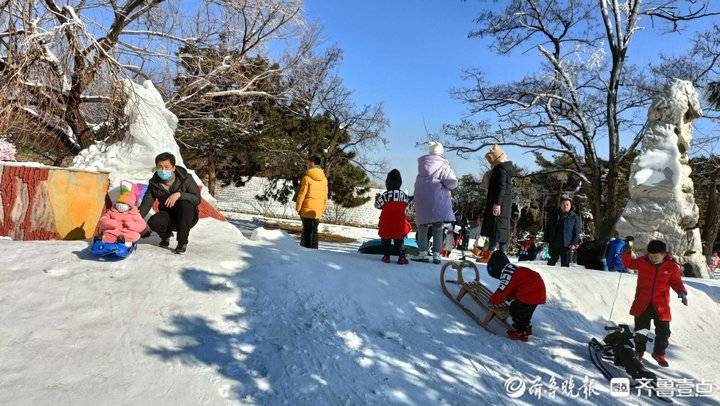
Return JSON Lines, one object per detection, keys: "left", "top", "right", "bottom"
{"left": 607, "top": 271, "right": 623, "bottom": 322}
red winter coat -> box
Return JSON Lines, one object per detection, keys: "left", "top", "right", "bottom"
{"left": 375, "top": 190, "right": 412, "bottom": 240}
{"left": 490, "top": 264, "right": 547, "bottom": 305}
{"left": 99, "top": 206, "right": 147, "bottom": 244}
{"left": 622, "top": 253, "right": 687, "bottom": 321}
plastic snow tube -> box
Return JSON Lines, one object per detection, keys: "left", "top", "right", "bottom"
{"left": 358, "top": 238, "right": 419, "bottom": 256}
{"left": 91, "top": 239, "right": 137, "bottom": 259}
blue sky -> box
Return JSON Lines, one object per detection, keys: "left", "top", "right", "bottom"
{"left": 305, "top": 0, "right": 719, "bottom": 191}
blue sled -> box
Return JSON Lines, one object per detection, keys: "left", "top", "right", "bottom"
{"left": 358, "top": 238, "right": 419, "bottom": 256}
{"left": 91, "top": 239, "right": 137, "bottom": 259}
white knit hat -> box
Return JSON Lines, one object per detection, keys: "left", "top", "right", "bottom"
{"left": 428, "top": 141, "right": 444, "bottom": 156}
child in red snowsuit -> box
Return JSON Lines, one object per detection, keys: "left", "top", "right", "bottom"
{"left": 375, "top": 169, "right": 412, "bottom": 264}
{"left": 98, "top": 185, "right": 147, "bottom": 246}
{"left": 621, "top": 238, "right": 688, "bottom": 367}
{"left": 487, "top": 250, "right": 547, "bottom": 341}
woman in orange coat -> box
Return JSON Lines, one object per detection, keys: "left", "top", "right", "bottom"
{"left": 296, "top": 156, "right": 329, "bottom": 249}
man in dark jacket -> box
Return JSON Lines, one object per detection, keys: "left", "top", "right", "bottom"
{"left": 544, "top": 197, "right": 582, "bottom": 267}
{"left": 139, "top": 152, "right": 201, "bottom": 254}
{"left": 480, "top": 144, "right": 513, "bottom": 253}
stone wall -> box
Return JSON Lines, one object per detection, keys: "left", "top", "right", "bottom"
{"left": 215, "top": 177, "right": 383, "bottom": 227}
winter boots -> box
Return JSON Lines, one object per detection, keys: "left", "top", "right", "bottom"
{"left": 507, "top": 326, "right": 533, "bottom": 342}
{"left": 382, "top": 254, "right": 409, "bottom": 265}
{"left": 651, "top": 352, "right": 669, "bottom": 367}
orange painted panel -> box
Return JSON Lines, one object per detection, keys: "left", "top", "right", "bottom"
{"left": 47, "top": 170, "right": 110, "bottom": 240}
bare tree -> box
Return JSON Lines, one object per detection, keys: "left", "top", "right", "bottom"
{"left": 446, "top": 0, "right": 719, "bottom": 240}
{"left": 0, "top": 0, "right": 307, "bottom": 162}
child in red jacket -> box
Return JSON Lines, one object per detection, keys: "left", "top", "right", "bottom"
{"left": 621, "top": 238, "right": 688, "bottom": 367}
{"left": 98, "top": 184, "right": 147, "bottom": 247}
{"left": 486, "top": 251, "right": 547, "bottom": 341}
{"left": 375, "top": 169, "right": 412, "bottom": 265}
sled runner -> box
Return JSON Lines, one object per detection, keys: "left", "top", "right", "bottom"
{"left": 91, "top": 238, "right": 137, "bottom": 259}
{"left": 440, "top": 260, "right": 512, "bottom": 334}
{"left": 588, "top": 323, "right": 673, "bottom": 403}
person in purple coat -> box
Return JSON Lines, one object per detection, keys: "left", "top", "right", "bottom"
{"left": 410, "top": 141, "right": 458, "bottom": 264}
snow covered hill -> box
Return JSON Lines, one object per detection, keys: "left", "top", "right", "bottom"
{"left": 1, "top": 219, "right": 719, "bottom": 405}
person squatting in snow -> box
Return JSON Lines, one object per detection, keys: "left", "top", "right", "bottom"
{"left": 411, "top": 141, "right": 458, "bottom": 264}
{"left": 621, "top": 238, "right": 688, "bottom": 367}
{"left": 296, "top": 155, "right": 329, "bottom": 249}
{"left": 486, "top": 250, "right": 547, "bottom": 342}
{"left": 374, "top": 169, "right": 412, "bottom": 264}
{"left": 543, "top": 197, "right": 582, "bottom": 267}
{"left": 139, "top": 152, "right": 201, "bottom": 254}
{"left": 98, "top": 184, "right": 147, "bottom": 247}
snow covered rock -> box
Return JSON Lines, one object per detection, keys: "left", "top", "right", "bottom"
{"left": 0, "top": 138, "right": 16, "bottom": 161}
{"left": 616, "top": 79, "right": 709, "bottom": 278}
{"left": 71, "top": 79, "right": 215, "bottom": 205}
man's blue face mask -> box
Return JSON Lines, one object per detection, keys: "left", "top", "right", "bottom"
{"left": 156, "top": 169, "right": 173, "bottom": 180}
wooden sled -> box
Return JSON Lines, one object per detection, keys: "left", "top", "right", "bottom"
{"left": 440, "top": 260, "right": 512, "bottom": 334}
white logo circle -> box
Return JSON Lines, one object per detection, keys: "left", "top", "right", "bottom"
{"left": 505, "top": 376, "right": 526, "bottom": 398}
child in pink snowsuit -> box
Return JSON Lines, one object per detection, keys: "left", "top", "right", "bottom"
{"left": 98, "top": 187, "right": 147, "bottom": 246}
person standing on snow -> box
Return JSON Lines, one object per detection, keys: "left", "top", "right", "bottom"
{"left": 375, "top": 169, "right": 412, "bottom": 264}
{"left": 543, "top": 197, "right": 582, "bottom": 267}
{"left": 411, "top": 141, "right": 458, "bottom": 264}
{"left": 139, "top": 152, "right": 201, "bottom": 254}
{"left": 296, "top": 155, "right": 329, "bottom": 249}
{"left": 480, "top": 144, "right": 513, "bottom": 253}
{"left": 622, "top": 238, "right": 688, "bottom": 367}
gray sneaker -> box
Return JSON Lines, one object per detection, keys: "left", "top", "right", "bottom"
{"left": 410, "top": 251, "right": 430, "bottom": 262}
{"left": 432, "top": 253, "right": 441, "bottom": 264}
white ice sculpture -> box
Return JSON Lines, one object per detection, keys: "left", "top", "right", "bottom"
{"left": 71, "top": 79, "right": 216, "bottom": 205}
{"left": 616, "top": 78, "right": 709, "bottom": 278}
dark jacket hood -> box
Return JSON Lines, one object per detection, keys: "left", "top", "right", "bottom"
{"left": 386, "top": 169, "right": 402, "bottom": 190}
{"left": 487, "top": 250, "right": 511, "bottom": 279}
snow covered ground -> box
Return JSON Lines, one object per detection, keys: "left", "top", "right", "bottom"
{"left": 1, "top": 219, "right": 719, "bottom": 405}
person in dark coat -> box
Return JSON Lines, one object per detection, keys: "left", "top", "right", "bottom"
{"left": 544, "top": 197, "right": 582, "bottom": 267}
{"left": 480, "top": 144, "right": 513, "bottom": 253}
{"left": 139, "top": 152, "right": 201, "bottom": 254}
{"left": 375, "top": 169, "right": 412, "bottom": 264}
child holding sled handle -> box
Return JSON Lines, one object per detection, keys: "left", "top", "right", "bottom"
{"left": 621, "top": 237, "right": 688, "bottom": 367}
{"left": 486, "top": 251, "right": 547, "bottom": 342}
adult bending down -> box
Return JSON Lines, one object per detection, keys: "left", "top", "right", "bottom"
{"left": 139, "top": 152, "right": 200, "bottom": 254}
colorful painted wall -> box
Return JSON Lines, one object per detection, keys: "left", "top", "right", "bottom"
{"left": 0, "top": 163, "right": 225, "bottom": 241}
{"left": 0, "top": 164, "right": 110, "bottom": 240}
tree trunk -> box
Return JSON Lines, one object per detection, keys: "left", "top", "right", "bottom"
{"left": 702, "top": 175, "right": 720, "bottom": 256}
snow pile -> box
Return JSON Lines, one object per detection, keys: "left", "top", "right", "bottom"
{"left": 1, "top": 218, "right": 718, "bottom": 404}
{"left": 0, "top": 138, "right": 16, "bottom": 161}
{"left": 617, "top": 79, "right": 709, "bottom": 278}
{"left": 70, "top": 79, "right": 215, "bottom": 204}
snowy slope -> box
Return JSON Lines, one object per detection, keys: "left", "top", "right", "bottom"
{"left": 1, "top": 220, "right": 719, "bottom": 405}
